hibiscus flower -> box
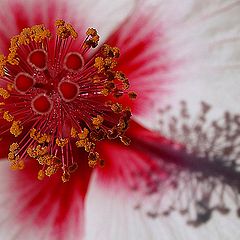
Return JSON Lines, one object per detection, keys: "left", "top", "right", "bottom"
{"left": 0, "top": 0, "right": 240, "bottom": 240}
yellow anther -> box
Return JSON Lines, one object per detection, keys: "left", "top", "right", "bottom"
{"left": 0, "top": 102, "right": 5, "bottom": 106}
{"left": 92, "top": 115, "right": 104, "bottom": 129}
{"left": 88, "top": 160, "right": 97, "bottom": 168}
{"left": 0, "top": 88, "right": 10, "bottom": 99}
{"left": 78, "top": 128, "right": 89, "bottom": 140}
{"left": 9, "top": 159, "right": 24, "bottom": 171}
{"left": 76, "top": 139, "right": 88, "bottom": 148}
{"left": 123, "top": 80, "right": 130, "bottom": 90}
{"left": 84, "top": 141, "right": 95, "bottom": 152}
{"left": 18, "top": 160, "right": 25, "bottom": 170}
{"left": 101, "top": 89, "right": 109, "bottom": 96}
{"left": 94, "top": 57, "right": 105, "bottom": 73}
{"left": 8, "top": 152, "right": 15, "bottom": 161}
{"left": 38, "top": 133, "right": 51, "bottom": 144}
{"left": 45, "top": 166, "right": 57, "bottom": 177}
{"left": 110, "top": 103, "right": 123, "bottom": 113}
{"left": 120, "top": 135, "right": 131, "bottom": 146}
{"left": 29, "top": 128, "right": 37, "bottom": 138}
{"left": 56, "top": 138, "right": 69, "bottom": 147}
{"left": 55, "top": 19, "right": 65, "bottom": 27}
{"left": 29, "top": 128, "right": 51, "bottom": 143}
{"left": 92, "top": 75, "right": 101, "bottom": 83}
{"left": 38, "top": 169, "right": 45, "bottom": 180}
{"left": 115, "top": 71, "right": 127, "bottom": 81}
{"left": 0, "top": 54, "right": 6, "bottom": 77}
{"left": 71, "top": 127, "right": 78, "bottom": 138}
{"left": 88, "top": 151, "right": 100, "bottom": 168}
{"left": 7, "top": 83, "right": 14, "bottom": 91}
{"left": 3, "top": 111, "right": 14, "bottom": 122}
{"left": 26, "top": 147, "right": 35, "bottom": 158}
{"left": 27, "top": 145, "right": 48, "bottom": 158}
{"left": 10, "top": 161, "right": 19, "bottom": 171}
{"left": 88, "top": 151, "right": 99, "bottom": 161}
{"left": 35, "top": 145, "right": 48, "bottom": 156}
{"left": 66, "top": 23, "right": 78, "bottom": 39}
{"left": 84, "top": 28, "right": 99, "bottom": 48}
{"left": 10, "top": 121, "right": 23, "bottom": 137}
{"left": 107, "top": 58, "right": 117, "bottom": 69}
{"left": 62, "top": 171, "right": 70, "bottom": 183}
{"left": 9, "top": 142, "right": 19, "bottom": 152}
{"left": 101, "top": 44, "right": 120, "bottom": 58}
{"left": 55, "top": 20, "right": 78, "bottom": 39}
{"left": 56, "top": 25, "right": 71, "bottom": 39}
{"left": 128, "top": 91, "right": 137, "bottom": 99}
{"left": 86, "top": 28, "right": 97, "bottom": 36}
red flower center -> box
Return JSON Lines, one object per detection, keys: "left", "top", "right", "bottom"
{"left": 0, "top": 20, "right": 137, "bottom": 182}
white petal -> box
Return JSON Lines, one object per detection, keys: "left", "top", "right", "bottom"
{"left": 85, "top": 172, "right": 240, "bottom": 240}
{"left": 156, "top": 0, "right": 240, "bottom": 117}
{"left": 85, "top": 173, "right": 152, "bottom": 240}
{"left": 118, "top": 0, "right": 240, "bottom": 128}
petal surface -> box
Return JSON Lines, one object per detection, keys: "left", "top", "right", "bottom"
{"left": 89, "top": 119, "right": 240, "bottom": 239}
{"left": 106, "top": 0, "right": 240, "bottom": 128}
{"left": 85, "top": 181, "right": 240, "bottom": 240}
{"left": 0, "top": 155, "right": 92, "bottom": 240}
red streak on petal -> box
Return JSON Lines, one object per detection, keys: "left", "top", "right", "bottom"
{"left": 9, "top": 149, "right": 92, "bottom": 239}
{"left": 106, "top": 13, "right": 172, "bottom": 117}
{"left": 96, "top": 121, "right": 170, "bottom": 189}
{"left": 11, "top": 3, "right": 30, "bottom": 31}
{"left": 32, "top": 2, "right": 44, "bottom": 24}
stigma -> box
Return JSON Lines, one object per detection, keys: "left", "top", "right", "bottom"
{"left": 0, "top": 20, "right": 136, "bottom": 182}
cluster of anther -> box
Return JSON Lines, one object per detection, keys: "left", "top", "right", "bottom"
{"left": 132, "top": 101, "right": 240, "bottom": 226}
{"left": 0, "top": 20, "right": 136, "bottom": 182}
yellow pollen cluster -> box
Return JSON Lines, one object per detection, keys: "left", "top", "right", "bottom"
{"left": 101, "top": 44, "right": 120, "bottom": 58}
{"left": 3, "top": 111, "right": 14, "bottom": 122}
{"left": 120, "top": 135, "right": 131, "bottom": 146}
{"left": 10, "top": 121, "right": 23, "bottom": 137}
{"left": 92, "top": 115, "right": 104, "bottom": 129}
{"left": 70, "top": 127, "right": 78, "bottom": 138}
{"left": 56, "top": 20, "right": 78, "bottom": 39}
{"left": 29, "top": 128, "right": 51, "bottom": 144}
{"left": 8, "top": 143, "right": 24, "bottom": 170}
{"left": 27, "top": 145, "right": 48, "bottom": 158}
{"left": 88, "top": 151, "right": 100, "bottom": 168}
{"left": 115, "top": 71, "right": 130, "bottom": 90}
{"left": 78, "top": 128, "right": 89, "bottom": 139}
{"left": 7, "top": 83, "right": 14, "bottom": 91}
{"left": 111, "top": 102, "right": 123, "bottom": 113}
{"left": 0, "top": 54, "right": 6, "bottom": 77}
{"left": 84, "top": 28, "right": 100, "bottom": 48}
{"left": 94, "top": 57, "right": 117, "bottom": 73}
{"left": 27, "top": 146, "right": 62, "bottom": 179}
{"left": 0, "top": 88, "right": 10, "bottom": 99}
{"left": 56, "top": 138, "right": 69, "bottom": 147}
{"left": 128, "top": 91, "right": 137, "bottom": 99}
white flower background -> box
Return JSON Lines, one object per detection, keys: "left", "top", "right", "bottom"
{"left": 0, "top": 0, "right": 239, "bottom": 239}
